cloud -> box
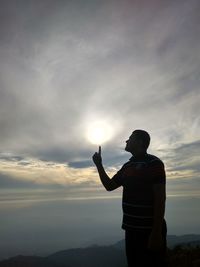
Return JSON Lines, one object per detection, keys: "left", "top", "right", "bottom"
{"left": 0, "top": 152, "right": 105, "bottom": 193}
{"left": 167, "top": 176, "right": 200, "bottom": 197}
{"left": 0, "top": 172, "right": 36, "bottom": 189}
{"left": 0, "top": 154, "right": 24, "bottom": 162}
{"left": 162, "top": 140, "right": 200, "bottom": 174}
{"left": 0, "top": 0, "right": 199, "bottom": 198}
{"left": 68, "top": 160, "right": 93, "bottom": 169}
{"left": 156, "top": 139, "right": 200, "bottom": 198}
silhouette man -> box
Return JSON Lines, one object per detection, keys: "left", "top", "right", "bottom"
{"left": 92, "top": 129, "right": 167, "bottom": 267}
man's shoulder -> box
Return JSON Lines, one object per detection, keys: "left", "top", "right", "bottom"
{"left": 146, "top": 154, "right": 165, "bottom": 166}
{"left": 121, "top": 154, "right": 165, "bottom": 167}
{"left": 121, "top": 160, "right": 133, "bottom": 168}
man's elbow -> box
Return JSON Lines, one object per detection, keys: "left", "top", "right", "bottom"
{"left": 106, "top": 180, "right": 118, "bottom": 191}
{"left": 106, "top": 186, "right": 114, "bottom": 192}
{"left": 105, "top": 184, "right": 113, "bottom": 191}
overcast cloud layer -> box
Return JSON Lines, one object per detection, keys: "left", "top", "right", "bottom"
{"left": 0, "top": 0, "right": 200, "bottom": 196}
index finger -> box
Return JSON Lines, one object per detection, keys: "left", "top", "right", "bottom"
{"left": 98, "top": 146, "right": 101, "bottom": 155}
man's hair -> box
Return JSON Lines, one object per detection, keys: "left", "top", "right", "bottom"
{"left": 132, "top": 129, "right": 151, "bottom": 149}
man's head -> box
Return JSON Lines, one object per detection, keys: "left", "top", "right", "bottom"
{"left": 125, "top": 129, "right": 150, "bottom": 155}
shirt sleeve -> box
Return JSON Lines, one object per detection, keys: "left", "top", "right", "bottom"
{"left": 111, "top": 165, "right": 126, "bottom": 187}
{"left": 150, "top": 160, "right": 166, "bottom": 185}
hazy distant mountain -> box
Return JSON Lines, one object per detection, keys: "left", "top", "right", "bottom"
{"left": 112, "top": 234, "right": 200, "bottom": 250}
{"left": 48, "top": 245, "right": 126, "bottom": 267}
{"left": 0, "top": 255, "right": 62, "bottom": 267}
{"left": 176, "top": 240, "right": 200, "bottom": 248}
{"left": 0, "top": 245, "right": 126, "bottom": 267}
{"left": 0, "top": 234, "right": 200, "bottom": 267}
{"left": 167, "top": 234, "right": 200, "bottom": 248}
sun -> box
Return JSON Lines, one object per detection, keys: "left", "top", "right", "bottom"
{"left": 86, "top": 120, "right": 113, "bottom": 145}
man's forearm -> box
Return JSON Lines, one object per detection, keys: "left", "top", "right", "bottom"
{"left": 152, "top": 198, "right": 165, "bottom": 232}
{"left": 152, "top": 185, "right": 166, "bottom": 233}
{"left": 96, "top": 163, "right": 112, "bottom": 191}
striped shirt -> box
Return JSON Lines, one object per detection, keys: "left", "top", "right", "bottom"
{"left": 112, "top": 153, "right": 166, "bottom": 231}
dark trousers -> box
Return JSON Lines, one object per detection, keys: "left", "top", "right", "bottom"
{"left": 125, "top": 223, "right": 167, "bottom": 267}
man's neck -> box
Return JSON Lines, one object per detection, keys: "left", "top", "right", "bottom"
{"left": 132, "top": 152, "right": 147, "bottom": 160}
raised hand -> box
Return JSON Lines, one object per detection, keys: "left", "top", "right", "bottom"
{"left": 92, "top": 146, "right": 102, "bottom": 166}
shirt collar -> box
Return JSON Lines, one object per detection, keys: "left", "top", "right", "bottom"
{"left": 129, "top": 153, "right": 148, "bottom": 161}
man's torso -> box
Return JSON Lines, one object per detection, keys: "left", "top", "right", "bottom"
{"left": 112, "top": 154, "right": 166, "bottom": 231}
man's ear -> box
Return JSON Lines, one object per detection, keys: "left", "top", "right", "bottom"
{"left": 138, "top": 139, "right": 144, "bottom": 146}
{"left": 139, "top": 139, "right": 146, "bottom": 150}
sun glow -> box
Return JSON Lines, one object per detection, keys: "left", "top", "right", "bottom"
{"left": 86, "top": 120, "right": 113, "bottom": 145}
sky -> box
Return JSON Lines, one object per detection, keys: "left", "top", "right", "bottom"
{"left": 0, "top": 0, "right": 200, "bottom": 260}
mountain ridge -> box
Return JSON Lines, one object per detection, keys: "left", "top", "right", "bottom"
{"left": 0, "top": 234, "right": 200, "bottom": 267}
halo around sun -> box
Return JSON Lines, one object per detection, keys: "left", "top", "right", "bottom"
{"left": 86, "top": 120, "right": 113, "bottom": 145}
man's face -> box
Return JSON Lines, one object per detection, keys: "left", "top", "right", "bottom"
{"left": 125, "top": 133, "right": 143, "bottom": 153}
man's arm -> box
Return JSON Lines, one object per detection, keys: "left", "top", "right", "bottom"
{"left": 148, "top": 183, "right": 166, "bottom": 250}
{"left": 92, "top": 146, "right": 119, "bottom": 191}
{"left": 152, "top": 183, "right": 166, "bottom": 232}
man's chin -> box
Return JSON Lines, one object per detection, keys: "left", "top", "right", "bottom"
{"left": 125, "top": 146, "right": 130, "bottom": 152}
